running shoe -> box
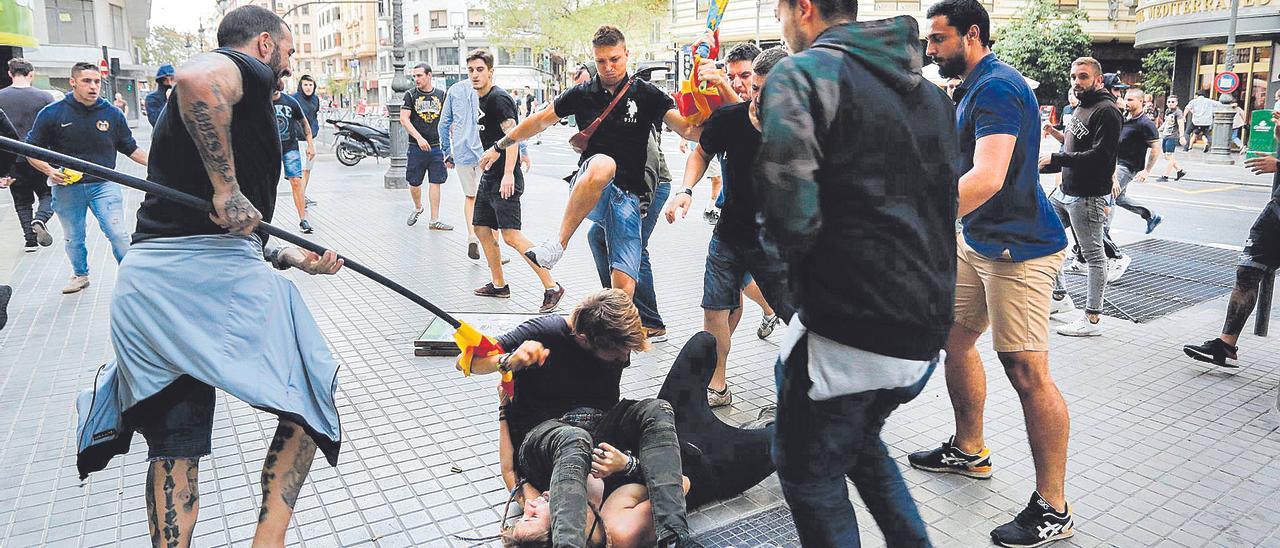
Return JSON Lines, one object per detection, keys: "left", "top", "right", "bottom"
{"left": 741, "top": 405, "right": 776, "bottom": 429}
{"left": 1049, "top": 293, "right": 1075, "bottom": 316}
{"left": 757, "top": 314, "right": 781, "bottom": 339}
{"left": 62, "top": 275, "right": 90, "bottom": 294}
{"left": 24, "top": 242, "right": 37, "bottom": 253}
{"left": 703, "top": 207, "right": 720, "bottom": 226}
{"left": 31, "top": 219, "right": 52, "bottom": 246}
{"left": 305, "top": 197, "right": 317, "bottom": 207}
{"left": 299, "top": 219, "right": 313, "bottom": 234}
{"left": 1056, "top": 313, "right": 1102, "bottom": 337}
{"left": 644, "top": 326, "right": 669, "bottom": 343}
{"left": 429, "top": 220, "right": 454, "bottom": 231}
{"left": 907, "top": 436, "right": 993, "bottom": 479}
{"left": 707, "top": 386, "right": 732, "bottom": 408}
{"left": 991, "top": 492, "right": 1074, "bottom": 548}
{"left": 1105, "top": 255, "right": 1132, "bottom": 283}
{"left": 525, "top": 240, "right": 565, "bottom": 270}
{"left": 407, "top": 208, "right": 424, "bottom": 226}
{"left": 1145, "top": 214, "right": 1163, "bottom": 234}
{"left": 539, "top": 283, "right": 565, "bottom": 313}
{"left": 1175, "top": 169, "right": 1187, "bottom": 181}
{"left": 0, "top": 284, "right": 11, "bottom": 330}
{"left": 474, "top": 283, "right": 511, "bottom": 298}
{"left": 468, "top": 241, "right": 481, "bottom": 261}
{"left": 1183, "top": 338, "right": 1239, "bottom": 368}
{"left": 1063, "top": 258, "right": 1086, "bottom": 275}
{"left": 1156, "top": 175, "right": 1169, "bottom": 182}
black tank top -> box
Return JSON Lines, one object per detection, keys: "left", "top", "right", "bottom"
{"left": 133, "top": 48, "right": 282, "bottom": 244}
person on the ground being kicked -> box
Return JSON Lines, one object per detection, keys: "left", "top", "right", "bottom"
{"left": 272, "top": 86, "right": 315, "bottom": 233}
{"left": 26, "top": 62, "right": 149, "bottom": 294}
{"left": 1155, "top": 95, "right": 1187, "bottom": 181}
{"left": 465, "top": 49, "right": 564, "bottom": 313}
{"left": 401, "top": 63, "right": 453, "bottom": 230}
{"left": 479, "top": 25, "right": 702, "bottom": 297}
{"left": 74, "top": 8, "right": 348, "bottom": 547}
{"left": 293, "top": 75, "right": 322, "bottom": 207}
{"left": 1110, "top": 87, "right": 1162, "bottom": 235}
{"left": 912, "top": 2, "right": 1076, "bottom": 546}
{"left": 1039, "top": 57, "right": 1123, "bottom": 337}
{"left": 664, "top": 47, "right": 795, "bottom": 409}
{"left": 757, "top": 0, "right": 958, "bottom": 544}
{"left": 0, "top": 58, "right": 57, "bottom": 253}
{"left": 1184, "top": 110, "right": 1280, "bottom": 368}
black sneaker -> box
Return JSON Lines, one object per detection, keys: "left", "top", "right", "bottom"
{"left": 24, "top": 242, "right": 37, "bottom": 253}
{"left": 991, "top": 492, "right": 1074, "bottom": 547}
{"left": 299, "top": 219, "right": 313, "bottom": 234}
{"left": 474, "top": 283, "right": 511, "bottom": 298}
{"left": 907, "top": 436, "right": 993, "bottom": 479}
{"left": 1175, "top": 169, "right": 1186, "bottom": 181}
{"left": 1183, "top": 338, "right": 1238, "bottom": 368}
{"left": 539, "top": 283, "right": 565, "bottom": 313}
{"left": 0, "top": 284, "right": 11, "bottom": 331}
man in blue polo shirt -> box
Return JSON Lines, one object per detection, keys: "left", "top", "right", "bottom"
{"left": 912, "top": 2, "right": 1075, "bottom": 547}
{"left": 27, "top": 62, "right": 148, "bottom": 294}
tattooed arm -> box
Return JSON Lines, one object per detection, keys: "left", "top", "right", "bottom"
{"left": 174, "top": 53, "right": 262, "bottom": 236}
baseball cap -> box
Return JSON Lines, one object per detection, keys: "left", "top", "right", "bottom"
{"left": 1103, "top": 73, "right": 1129, "bottom": 91}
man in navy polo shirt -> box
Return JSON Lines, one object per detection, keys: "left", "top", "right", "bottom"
{"left": 27, "top": 62, "right": 148, "bottom": 294}
{"left": 913, "top": 2, "right": 1075, "bottom": 547}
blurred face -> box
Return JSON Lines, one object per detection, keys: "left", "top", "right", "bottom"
{"left": 593, "top": 44, "right": 629, "bottom": 89}
{"left": 926, "top": 16, "right": 975, "bottom": 80}
{"left": 467, "top": 59, "right": 492, "bottom": 90}
{"left": 70, "top": 69, "right": 101, "bottom": 104}
{"left": 412, "top": 67, "right": 431, "bottom": 90}
{"left": 1070, "top": 64, "right": 1101, "bottom": 95}
{"left": 726, "top": 60, "right": 753, "bottom": 98}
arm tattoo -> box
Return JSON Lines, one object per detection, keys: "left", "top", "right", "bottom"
{"left": 497, "top": 119, "right": 517, "bottom": 149}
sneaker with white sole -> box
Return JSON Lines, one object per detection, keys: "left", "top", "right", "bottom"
{"left": 1105, "top": 255, "right": 1132, "bottom": 283}
{"left": 407, "top": 208, "right": 424, "bottom": 226}
{"left": 62, "top": 275, "right": 90, "bottom": 294}
{"left": 644, "top": 326, "right": 669, "bottom": 343}
{"left": 907, "top": 436, "right": 994, "bottom": 479}
{"left": 1049, "top": 294, "right": 1075, "bottom": 316}
{"left": 707, "top": 386, "right": 732, "bottom": 408}
{"left": 1063, "top": 257, "right": 1086, "bottom": 275}
{"left": 991, "top": 492, "right": 1074, "bottom": 548}
{"left": 1183, "top": 338, "right": 1239, "bottom": 368}
{"left": 757, "top": 314, "right": 781, "bottom": 339}
{"left": 525, "top": 240, "right": 565, "bottom": 270}
{"left": 1056, "top": 313, "right": 1102, "bottom": 337}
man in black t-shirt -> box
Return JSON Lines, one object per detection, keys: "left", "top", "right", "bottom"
{"left": 273, "top": 87, "right": 315, "bottom": 233}
{"left": 468, "top": 289, "right": 694, "bottom": 547}
{"left": 0, "top": 58, "right": 57, "bottom": 251}
{"left": 1111, "top": 87, "right": 1162, "bottom": 235}
{"left": 478, "top": 25, "right": 703, "bottom": 298}
{"left": 662, "top": 47, "right": 794, "bottom": 409}
{"left": 465, "top": 49, "right": 565, "bottom": 313}
{"left": 400, "top": 64, "right": 451, "bottom": 229}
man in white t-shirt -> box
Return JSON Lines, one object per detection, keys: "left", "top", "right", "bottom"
{"left": 1183, "top": 89, "right": 1217, "bottom": 152}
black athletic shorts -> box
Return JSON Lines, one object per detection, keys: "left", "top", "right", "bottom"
{"left": 1241, "top": 202, "right": 1280, "bottom": 271}
{"left": 472, "top": 168, "right": 523, "bottom": 230}
{"left": 126, "top": 375, "right": 216, "bottom": 460}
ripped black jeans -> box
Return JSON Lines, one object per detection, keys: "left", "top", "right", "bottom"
{"left": 518, "top": 398, "right": 688, "bottom": 547}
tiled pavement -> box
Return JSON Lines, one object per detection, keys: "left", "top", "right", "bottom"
{"left": 1, "top": 126, "right": 1279, "bottom": 547}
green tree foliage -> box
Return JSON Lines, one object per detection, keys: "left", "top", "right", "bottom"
{"left": 135, "top": 26, "right": 204, "bottom": 68}
{"left": 1140, "top": 48, "right": 1175, "bottom": 99}
{"left": 485, "top": 0, "right": 668, "bottom": 63}
{"left": 993, "top": 0, "right": 1093, "bottom": 103}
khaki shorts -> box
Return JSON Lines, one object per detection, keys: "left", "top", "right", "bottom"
{"left": 455, "top": 163, "right": 480, "bottom": 197}
{"left": 953, "top": 233, "right": 1065, "bottom": 353}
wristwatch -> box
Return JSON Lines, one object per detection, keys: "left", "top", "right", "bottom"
{"left": 680, "top": 188, "right": 693, "bottom": 197}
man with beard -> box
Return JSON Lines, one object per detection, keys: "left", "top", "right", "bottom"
{"left": 912, "top": 1, "right": 1075, "bottom": 546}
{"left": 74, "top": 7, "right": 345, "bottom": 547}
{"left": 145, "top": 64, "right": 174, "bottom": 127}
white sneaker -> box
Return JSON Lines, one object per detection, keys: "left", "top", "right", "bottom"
{"left": 525, "top": 240, "right": 565, "bottom": 270}
{"left": 1106, "top": 255, "right": 1132, "bottom": 283}
{"left": 1056, "top": 314, "right": 1102, "bottom": 337}
{"left": 707, "top": 386, "right": 733, "bottom": 408}
{"left": 1063, "top": 257, "right": 1086, "bottom": 274}
{"left": 1049, "top": 294, "right": 1075, "bottom": 316}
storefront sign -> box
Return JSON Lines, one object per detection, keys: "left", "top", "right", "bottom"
{"left": 1137, "top": 0, "right": 1271, "bottom": 23}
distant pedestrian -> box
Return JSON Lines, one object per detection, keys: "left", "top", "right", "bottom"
{"left": 113, "top": 93, "right": 129, "bottom": 116}
{"left": 145, "top": 64, "right": 173, "bottom": 127}
{"left": 1183, "top": 89, "right": 1216, "bottom": 151}
{"left": 0, "top": 58, "right": 57, "bottom": 252}
{"left": 1156, "top": 95, "right": 1187, "bottom": 181}
{"left": 399, "top": 63, "right": 451, "bottom": 230}
{"left": 292, "top": 75, "right": 322, "bottom": 205}
{"left": 1112, "top": 87, "right": 1162, "bottom": 234}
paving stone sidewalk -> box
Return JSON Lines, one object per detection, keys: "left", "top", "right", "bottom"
{"left": 0, "top": 128, "right": 1278, "bottom": 547}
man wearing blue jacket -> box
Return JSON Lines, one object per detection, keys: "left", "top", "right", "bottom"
{"left": 144, "top": 64, "right": 173, "bottom": 127}
{"left": 27, "top": 62, "right": 148, "bottom": 294}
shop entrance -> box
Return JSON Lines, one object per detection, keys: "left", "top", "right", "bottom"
{"left": 1195, "top": 41, "right": 1275, "bottom": 145}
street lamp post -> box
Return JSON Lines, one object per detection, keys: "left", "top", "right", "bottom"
{"left": 453, "top": 22, "right": 466, "bottom": 84}
{"left": 1208, "top": 0, "right": 1242, "bottom": 164}
{"left": 384, "top": 0, "right": 409, "bottom": 189}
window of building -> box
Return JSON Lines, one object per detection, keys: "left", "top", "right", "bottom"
{"left": 437, "top": 47, "right": 459, "bottom": 66}
{"left": 301, "top": 6, "right": 308, "bottom": 15}
{"left": 874, "top": 0, "right": 920, "bottom": 10}
{"left": 430, "top": 10, "right": 446, "bottom": 28}
{"left": 468, "top": 9, "right": 485, "bottom": 28}
{"left": 301, "top": 23, "right": 310, "bottom": 35}
{"left": 111, "top": 4, "right": 127, "bottom": 49}
{"left": 695, "top": 0, "right": 708, "bottom": 19}
{"left": 45, "top": 0, "right": 96, "bottom": 46}
{"left": 413, "top": 14, "right": 420, "bottom": 33}
{"left": 303, "top": 43, "right": 312, "bottom": 53}
{"left": 1056, "top": 0, "right": 1078, "bottom": 8}
{"left": 499, "top": 48, "right": 532, "bottom": 66}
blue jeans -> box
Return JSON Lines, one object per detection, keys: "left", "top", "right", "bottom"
{"left": 589, "top": 182, "right": 668, "bottom": 328}
{"left": 51, "top": 182, "right": 130, "bottom": 276}
{"left": 583, "top": 179, "right": 644, "bottom": 282}
{"left": 773, "top": 330, "right": 935, "bottom": 547}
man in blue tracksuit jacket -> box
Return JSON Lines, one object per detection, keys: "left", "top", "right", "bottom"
{"left": 144, "top": 64, "right": 173, "bottom": 127}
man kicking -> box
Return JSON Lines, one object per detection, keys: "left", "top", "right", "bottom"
{"left": 479, "top": 25, "right": 702, "bottom": 296}
{"left": 74, "top": 7, "right": 345, "bottom": 547}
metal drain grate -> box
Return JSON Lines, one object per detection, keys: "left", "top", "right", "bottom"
{"left": 1061, "top": 239, "right": 1240, "bottom": 323}
{"left": 695, "top": 504, "right": 799, "bottom": 547}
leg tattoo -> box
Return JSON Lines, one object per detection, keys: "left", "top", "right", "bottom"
{"left": 1224, "top": 266, "right": 1266, "bottom": 337}
{"left": 146, "top": 463, "right": 161, "bottom": 546}
{"left": 258, "top": 424, "right": 294, "bottom": 523}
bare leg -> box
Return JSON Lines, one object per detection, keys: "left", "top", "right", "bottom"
{"left": 1161, "top": 153, "right": 1181, "bottom": 176}
{"left": 705, "top": 303, "right": 742, "bottom": 392}
{"left": 500, "top": 229, "right": 556, "bottom": 289}
{"left": 252, "top": 420, "right": 317, "bottom": 546}
{"left": 945, "top": 325, "right": 987, "bottom": 455}
{"left": 742, "top": 281, "right": 775, "bottom": 316}
{"left": 288, "top": 177, "right": 306, "bottom": 221}
{"left": 146, "top": 458, "right": 200, "bottom": 548}
{"left": 409, "top": 185, "right": 422, "bottom": 211}
{"left": 1000, "top": 351, "right": 1070, "bottom": 512}
{"left": 428, "top": 183, "right": 442, "bottom": 221}
{"left": 300, "top": 168, "right": 311, "bottom": 189}
{"left": 1221, "top": 266, "right": 1267, "bottom": 346}
{"left": 476, "top": 226, "right": 505, "bottom": 287}
{"left": 464, "top": 196, "right": 476, "bottom": 241}
{"left": 557, "top": 156, "right": 616, "bottom": 247}
{"left": 609, "top": 269, "right": 636, "bottom": 297}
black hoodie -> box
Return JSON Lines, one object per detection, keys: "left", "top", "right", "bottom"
{"left": 754, "top": 17, "right": 959, "bottom": 361}
{"left": 1049, "top": 88, "right": 1122, "bottom": 197}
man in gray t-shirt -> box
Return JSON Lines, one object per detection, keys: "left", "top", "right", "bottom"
{"left": 0, "top": 58, "right": 57, "bottom": 250}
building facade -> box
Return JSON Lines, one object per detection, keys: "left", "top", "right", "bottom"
{"left": 1135, "top": 0, "right": 1279, "bottom": 124}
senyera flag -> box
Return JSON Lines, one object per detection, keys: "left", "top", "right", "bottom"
{"left": 675, "top": 0, "right": 731, "bottom": 125}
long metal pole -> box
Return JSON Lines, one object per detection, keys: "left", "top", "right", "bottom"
{"left": 1224, "top": 0, "right": 1242, "bottom": 72}
{"left": 384, "top": 0, "right": 409, "bottom": 189}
